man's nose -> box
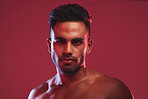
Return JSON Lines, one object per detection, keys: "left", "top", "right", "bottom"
{"left": 63, "top": 42, "right": 73, "bottom": 56}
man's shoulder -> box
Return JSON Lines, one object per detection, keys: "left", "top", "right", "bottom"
{"left": 28, "top": 82, "right": 48, "bottom": 99}
{"left": 28, "top": 77, "right": 54, "bottom": 99}
{"left": 86, "top": 68, "right": 108, "bottom": 79}
{"left": 90, "top": 71, "right": 133, "bottom": 99}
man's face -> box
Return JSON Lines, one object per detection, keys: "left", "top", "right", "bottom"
{"left": 48, "top": 22, "right": 92, "bottom": 74}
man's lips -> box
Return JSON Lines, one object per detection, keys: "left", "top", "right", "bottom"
{"left": 60, "top": 57, "right": 76, "bottom": 63}
{"left": 61, "top": 60, "right": 73, "bottom": 64}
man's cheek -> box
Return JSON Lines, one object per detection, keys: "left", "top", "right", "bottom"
{"left": 79, "top": 47, "right": 86, "bottom": 55}
{"left": 54, "top": 46, "right": 63, "bottom": 54}
{"left": 76, "top": 50, "right": 85, "bottom": 59}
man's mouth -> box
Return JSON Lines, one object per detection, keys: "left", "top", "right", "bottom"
{"left": 62, "top": 59, "right": 73, "bottom": 64}
{"left": 60, "top": 57, "right": 76, "bottom": 64}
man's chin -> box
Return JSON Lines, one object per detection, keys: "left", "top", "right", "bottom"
{"left": 60, "top": 65, "right": 82, "bottom": 74}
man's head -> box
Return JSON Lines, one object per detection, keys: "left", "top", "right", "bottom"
{"left": 47, "top": 4, "right": 93, "bottom": 74}
{"left": 49, "top": 4, "right": 92, "bottom": 36}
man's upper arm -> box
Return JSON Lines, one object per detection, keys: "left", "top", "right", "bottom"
{"left": 28, "top": 82, "right": 49, "bottom": 99}
{"left": 106, "top": 78, "right": 133, "bottom": 99}
{"left": 28, "top": 88, "right": 37, "bottom": 99}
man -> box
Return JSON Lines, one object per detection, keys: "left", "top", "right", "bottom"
{"left": 28, "top": 4, "right": 133, "bottom": 99}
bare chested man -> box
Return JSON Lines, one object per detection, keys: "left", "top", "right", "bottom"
{"left": 28, "top": 4, "right": 133, "bottom": 99}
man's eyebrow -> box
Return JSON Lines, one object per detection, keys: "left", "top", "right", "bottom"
{"left": 72, "top": 38, "right": 83, "bottom": 41}
{"left": 55, "top": 37, "right": 83, "bottom": 41}
{"left": 55, "top": 37, "right": 66, "bottom": 40}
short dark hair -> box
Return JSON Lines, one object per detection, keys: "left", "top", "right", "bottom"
{"left": 49, "top": 4, "right": 92, "bottom": 36}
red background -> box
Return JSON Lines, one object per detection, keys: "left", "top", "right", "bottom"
{"left": 1, "top": 0, "right": 148, "bottom": 99}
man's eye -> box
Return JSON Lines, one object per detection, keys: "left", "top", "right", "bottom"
{"left": 72, "top": 40, "right": 82, "bottom": 45}
{"left": 56, "top": 40, "right": 65, "bottom": 44}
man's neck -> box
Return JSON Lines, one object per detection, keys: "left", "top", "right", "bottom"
{"left": 55, "top": 67, "right": 87, "bottom": 86}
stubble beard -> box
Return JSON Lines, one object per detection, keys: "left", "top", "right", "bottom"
{"left": 58, "top": 55, "right": 85, "bottom": 74}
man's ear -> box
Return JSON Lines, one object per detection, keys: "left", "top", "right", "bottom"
{"left": 46, "top": 38, "right": 51, "bottom": 53}
{"left": 87, "top": 38, "right": 93, "bottom": 54}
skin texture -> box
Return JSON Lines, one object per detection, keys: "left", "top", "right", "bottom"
{"left": 28, "top": 22, "right": 133, "bottom": 99}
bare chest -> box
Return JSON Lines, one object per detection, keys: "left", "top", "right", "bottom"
{"left": 39, "top": 84, "right": 108, "bottom": 99}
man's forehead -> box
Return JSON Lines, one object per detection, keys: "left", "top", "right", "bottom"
{"left": 53, "top": 22, "right": 88, "bottom": 33}
{"left": 55, "top": 37, "right": 84, "bottom": 41}
{"left": 50, "top": 22, "right": 89, "bottom": 40}
{"left": 51, "top": 29, "right": 89, "bottom": 39}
